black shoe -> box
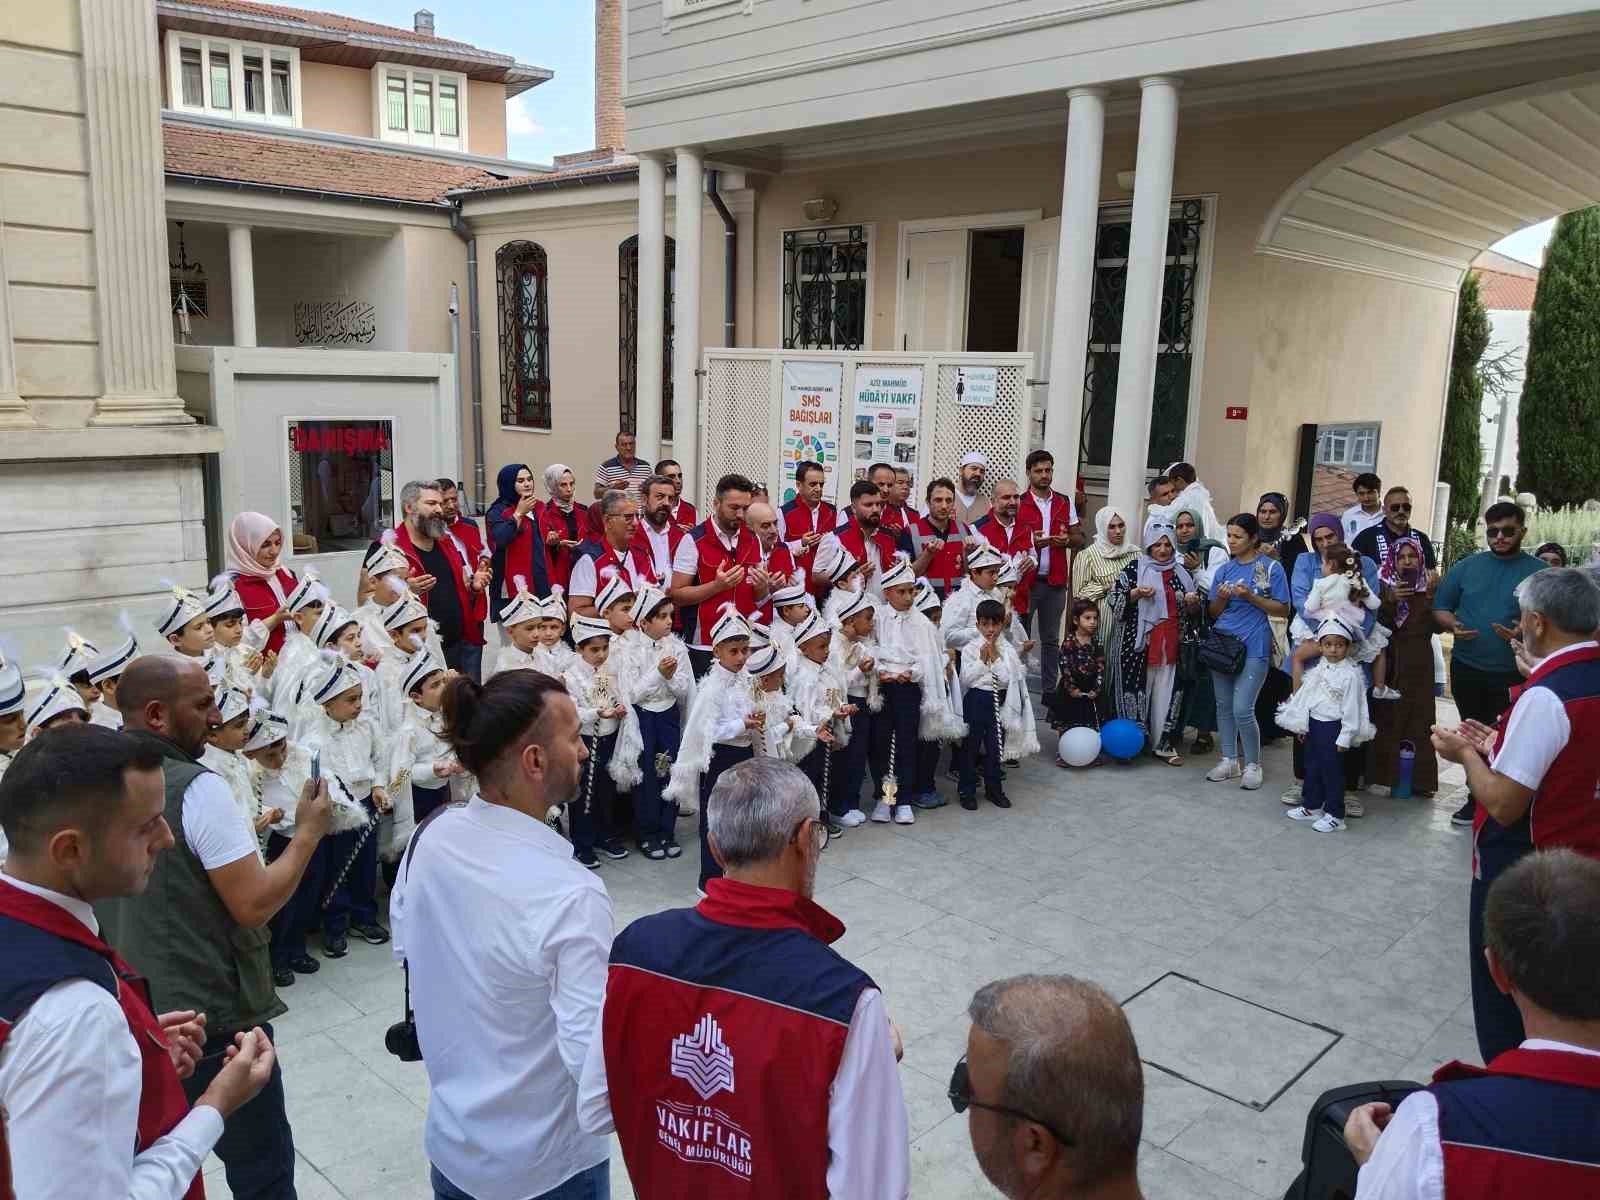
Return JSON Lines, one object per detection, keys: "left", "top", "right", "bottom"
{"left": 575, "top": 848, "right": 601, "bottom": 869}
{"left": 599, "top": 838, "right": 629, "bottom": 861}
{"left": 323, "top": 933, "right": 349, "bottom": 959}
{"left": 350, "top": 922, "right": 390, "bottom": 946}
{"left": 663, "top": 839, "right": 683, "bottom": 859}
{"left": 289, "top": 954, "right": 321, "bottom": 975}
{"left": 273, "top": 965, "right": 295, "bottom": 988}
{"left": 642, "top": 839, "right": 667, "bottom": 861}
{"left": 988, "top": 791, "right": 1013, "bottom": 809}
{"left": 825, "top": 816, "right": 844, "bottom": 837}
{"left": 959, "top": 794, "right": 978, "bottom": 811}
{"left": 1450, "top": 798, "right": 1476, "bottom": 827}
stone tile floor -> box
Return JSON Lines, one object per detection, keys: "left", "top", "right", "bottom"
{"left": 206, "top": 712, "right": 1482, "bottom": 1199}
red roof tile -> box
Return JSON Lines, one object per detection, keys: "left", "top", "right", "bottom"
{"left": 163, "top": 1, "right": 484, "bottom": 54}
{"left": 164, "top": 122, "right": 536, "bottom": 204}
{"left": 1474, "top": 268, "right": 1539, "bottom": 312}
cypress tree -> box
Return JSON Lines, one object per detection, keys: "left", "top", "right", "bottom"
{"left": 1439, "top": 271, "right": 1486, "bottom": 526}
{"left": 1517, "top": 207, "right": 1600, "bottom": 506}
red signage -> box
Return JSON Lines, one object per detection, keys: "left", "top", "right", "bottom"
{"left": 1225, "top": 406, "right": 1249, "bottom": 421}
{"left": 289, "top": 422, "right": 392, "bottom": 454}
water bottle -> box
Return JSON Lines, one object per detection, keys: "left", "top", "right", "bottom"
{"left": 1393, "top": 740, "right": 1416, "bottom": 799}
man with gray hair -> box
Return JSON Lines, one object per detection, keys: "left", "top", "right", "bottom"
{"left": 578, "top": 758, "right": 909, "bottom": 1198}
{"left": 392, "top": 479, "right": 491, "bottom": 677}
{"left": 955, "top": 974, "right": 1145, "bottom": 1199}
{"left": 570, "top": 488, "right": 645, "bottom": 617}
{"left": 1433, "top": 565, "right": 1600, "bottom": 1062}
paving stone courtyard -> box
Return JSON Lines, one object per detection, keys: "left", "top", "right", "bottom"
{"left": 205, "top": 707, "right": 1482, "bottom": 1200}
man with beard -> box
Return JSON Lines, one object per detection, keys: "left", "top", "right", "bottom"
{"left": 571, "top": 490, "right": 647, "bottom": 618}
{"left": 867, "top": 463, "right": 910, "bottom": 537}
{"left": 631, "top": 475, "right": 689, "bottom": 591}
{"left": 654, "top": 458, "right": 697, "bottom": 529}
{"left": 1352, "top": 485, "right": 1438, "bottom": 580}
{"left": 745, "top": 500, "right": 799, "bottom": 623}
{"left": 0, "top": 725, "right": 279, "bottom": 1200}
{"left": 671, "top": 474, "right": 764, "bottom": 677}
{"left": 1018, "top": 450, "right": 1085, "bottom": 696}
{"left": 392, "top": 671, "right": 614, "bottom": 1200}
{"left": 910, "top": 477, "right": 968, "bottom": 599}
{"left": 954, "top": 452, "right": 991, "bottom": 530}
{"left": 781, "top": 461, "right": 836, "bottom": 597}
{"left": 435, "top": 479, "right": 490, "bottom": 678}
{"left": 393, "top": 480, "right": 492, "bottom": 678}
{"left": 957, "top": 974, "right": 1145, "bottom": 1200}
{"left": 818, "top": 480, "right": 902, "bottom": 597}
{"left": 578, "top": 758, "right": 908, "bottom": 1198}
{"left": 96, "top": 656, "right": 331, "bottom": 1200}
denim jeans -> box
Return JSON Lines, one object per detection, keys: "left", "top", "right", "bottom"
{"left": 183, "top": 1022, "right": 296, "bottom": 1200}
{"left": 431, "top": 1161, "right": 609, "bottom": 1200}
{"left": 1211, "top": 656, "right": 1270, "bottom": 765}
{"left": 444, "top": 640, "right": 483, "bottom": 683}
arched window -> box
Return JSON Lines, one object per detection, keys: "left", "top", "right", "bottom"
{"left": 496, "top": 240, "right": 551, "bottom": 429}
{"left": 619, "top": 234, "right": 675, "bottom": 440}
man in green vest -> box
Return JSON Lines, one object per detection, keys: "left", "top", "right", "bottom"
{"left": 98, "top": 656, "right": 331, "bottom": 1200}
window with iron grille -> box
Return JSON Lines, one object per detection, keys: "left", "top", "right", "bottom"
{"left": 1080, "top": 198, "right": 1207, "bottom": 474}
{"left": 497, "top": 241, "right": 552, "bottom": 430}
{"left": 782, "top": 225, "right": 868, "bottom": 350}
{"left": 618, "top": 235, "right": 677, "bottom": 441}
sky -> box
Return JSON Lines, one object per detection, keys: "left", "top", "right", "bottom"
{"left": 329, "top": 0, "right": 597, "bottom": 163}
{"left": 1491, "top": 218, "right": 1555, "bottom": 267}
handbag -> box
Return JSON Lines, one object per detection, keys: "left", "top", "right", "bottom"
{"left": 1198, "top": 630, "right": 1246, "bottom": 676}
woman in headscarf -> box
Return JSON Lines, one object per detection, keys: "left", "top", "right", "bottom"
{"left": 1070, "top": 506, "right": 1139, "bottom": 646}
{"left": 225, "top": 512, "right": 298, "bottom": 653}
{"left": 535, "top": 463, "right": 595, "bottom": 595}
{"left": 1253, "top": 493, "right": 1299, "bottom": 744}
{"left": 485, "top": 464, "right": 551, "bottom": 621}
{"left": 1255, "top": 492, "right": 1306, "bottom": 575}
{"left": 1534, "top": 541, "right": 1568, "bottom": 568}
{"left": 1368, "top": 534, "right": 1440, "bottom": 795}
{"left": 1107, "top": 515, "right": 1202, "bottom": 764}
{"left": 1174, "top": 505, "right": 1227, "bottom": 754}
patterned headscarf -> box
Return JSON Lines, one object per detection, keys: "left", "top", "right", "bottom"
{"left": 1378, "top": 534, "right": 1426, "bottom": 626}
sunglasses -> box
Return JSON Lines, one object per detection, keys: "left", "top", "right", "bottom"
{"left": 1486, "top": 525, "right": 1520, "bottom": 539}
{"left": 1387, "top": 503, "right": 1412, "bottom": 514}
{"left": 948, "top": 1057, "right": 1073, "bottom": 1146}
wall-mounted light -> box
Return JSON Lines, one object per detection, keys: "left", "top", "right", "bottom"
{"left": 801, "top": 196, "right": 839, "bottom": 223}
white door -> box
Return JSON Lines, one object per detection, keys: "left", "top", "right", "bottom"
{"left": 1018, "top": 217, "right": 1060, "bottom": 444}
{"left": 901, "top": 229, "right": 968, "bottom": 351}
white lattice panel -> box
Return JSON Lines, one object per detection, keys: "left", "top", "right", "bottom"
{"left": 699, "top": 356, "right": 774, "bottom": 510}
{"left": 930, "top": 361, "right": 1030, "bottom": 489}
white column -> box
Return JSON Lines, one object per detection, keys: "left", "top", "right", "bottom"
{"left": 635, "top": 153, "right": 667, "bottom": 463}
{"left": 1107, "top": 77, "right": 1181, "bottom": 521}
{"left": 673, "top": 146, "right": 704, "bottom": 503}
{"left": 1042, "top": 87, "right": 1105, "bottom": 489}
{"left": 0, "top": 205, "right": 37, "bottom": 428}
{"left": 228, "top": 224, "right": 258, "bottom": 348}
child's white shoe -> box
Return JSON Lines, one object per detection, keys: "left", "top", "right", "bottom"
{"left": 1285, "top": 806, "right": 1323, "bottom": 822}
{"left": 1206, "top": 758, "right": 1241, "bottom": 782}
{"left": 1312, "top": 813, "right": 1348, "bottom": 832}
{"left": 870, "top": 801, "right": 892, "bottom": 823}
{"left": 893, "top": 804, "right": 915, "bottom": 825}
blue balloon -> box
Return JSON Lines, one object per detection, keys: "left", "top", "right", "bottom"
{"left": 1100, "top": 718, "right": 1146, "bottom": 761}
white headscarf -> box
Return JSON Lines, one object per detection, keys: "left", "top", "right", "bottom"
{"left": 543, "top": 463, "right": 574, "bottom": 509}
{"left": 1093, "top": 506, "right": 1139, "bottom": 560}
{"left": 1134, "top": 516, "right": 1194, "bottom": 651}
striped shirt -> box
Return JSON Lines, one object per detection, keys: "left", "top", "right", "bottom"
{"left": 593, "top": 455, "right": 653, "bottom": 502}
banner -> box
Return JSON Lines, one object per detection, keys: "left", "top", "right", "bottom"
{"left": 955, "top": 365, "right": 997, "bottom": 407}
{"left": 780, "top": 360, "right": 844, "bottom": 504}
{"left": 851, "top": 366, "right": 924, "bottom": 486}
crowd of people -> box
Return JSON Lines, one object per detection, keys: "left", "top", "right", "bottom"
{"left": 2, "top": 428, "right": 1599, "bottom": 1200}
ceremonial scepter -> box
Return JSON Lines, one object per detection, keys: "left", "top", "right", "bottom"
{"left": 322, "top": 776, "right": 382, "bottom": 909}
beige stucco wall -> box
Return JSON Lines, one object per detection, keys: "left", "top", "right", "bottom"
{"left": 299, "top": 60, "right": 374, "bottom": 138}
{"left": 468, "top": 80, "right": 507, "bottom": 158}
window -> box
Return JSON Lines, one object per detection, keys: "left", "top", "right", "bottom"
{"left": 375, "top": 64, "right": 466, "bottom": 149}
{"left": 782, "top": 225, "right": 868, "bottom": 349}
{"left": 619, "top": 235, "right": 676, "bottom": 440}
{"left": 286, "top": 419, "right": 394, "bottom": 553}
{"left": 1317, "top": 423, "right": 1379, "bottom": 469}
{"left": 165, "top": 34, "right": 298, "bottom": 126}
{"left": 497, "top": 242, "right": 552, "bottom": 430}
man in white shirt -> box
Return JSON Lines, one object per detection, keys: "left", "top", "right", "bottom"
{"left": 579, "top": 758, "right": 909, "bottom": 1198}
{"left": 0, "top": 724, "right": 276, "bottom": 1200}
{"left": 1341, "top": 471, "right": 1386, "bottom": 544}
{"left": 1344, "top": 849, "right": 1600, "bottom": 1200}
{"left": 569, "top": 490, "right": 646, "bottom": 617}
{"left": 392, "top": 670, "right": 612, "bottom": 1200}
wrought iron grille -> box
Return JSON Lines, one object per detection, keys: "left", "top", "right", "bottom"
{"left": 782, "top": 225, "right": 867, "bottom": 350}
{"left": 618, "top": 235, "right": 676, "bottom": 441}
{"left": 1080, "top": 198, "right": 1206, "bottom": 472}
{"left": 496, "top": 241, "right": 552, "bottom": 429}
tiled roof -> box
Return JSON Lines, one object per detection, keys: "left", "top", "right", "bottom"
{"left": 457, "top": 156, "right": 642, "bottom": 195}
{"left": 162, "top": 1, "right": 484, "bottom": 54}
{"left": 165, "top": 122, "right": 535, "bottom": 204}
{"left": 1474, "top": 268, "right": 1539, "bottom": 312}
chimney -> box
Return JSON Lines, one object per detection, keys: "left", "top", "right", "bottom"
{"left": 594, "top": 0, "right": 625, "bottom": 152}
{"left": 414, "top": 9, "right": 435, "bottom": 35}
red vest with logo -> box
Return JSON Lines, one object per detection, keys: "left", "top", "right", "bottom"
{"left": 600, "top": 879, "right": 874, "bottom": 1200}
{"left": 443, "top": 517, "right": 490, "bottom": 627}
{"left": 1475, "top": 643, "right": 1600, "bottom": 880}
{"left": 780, "top": 499, "right": 836, "bottom": 594}
{"left": 752, "top": 542, "right": 799, "bottom": 624}
{"left": 578, "top": 540, "right": 642, "bottom": 603}
{"left": 631, "top": 522, "right": 688, "bottom": 631}
{"left": 672, "top": 499, "right": 698, "bottom": 531}
{"left": 1016, "top": 489, "right": 1076, "bottom": 588}
{"left": 909, "top": 514, "right": 967, "bottom": 595}
{"left": 833, "top": 519, "right": 900, "bottom": 585}
{"left": 879, "top": 502, "right": 910, "bottom": 533}
{"left": 393, "top": 522, "right": 484, "bottom": 646}
{"left": 231, "top": 568, "right": 298, "bottom": 654}
{"left": 1429, "top": 1047, "right": 1600, "bottom": 1199}
{"left": 536, "top": 501, "right": 594, "bottom": 593}
{"left": 688, "top": 521, "right": 764, "bottom": 646}
{"left": 0, "top": 880, "right": 204, "bottom": 1200}
{"left": 975, "top": 514, "right": 1036, "bottom": 616}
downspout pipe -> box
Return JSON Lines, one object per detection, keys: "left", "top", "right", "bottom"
{"left": 707, "top": 170, "right": 737, "bottom": 345}
{"left": 449, "top": 202, "right": 488, "bottom": 514}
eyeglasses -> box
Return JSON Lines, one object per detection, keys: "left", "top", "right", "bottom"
{"left": 1486, "top": 525, "right": 1520, "bottom": 539}
{"left": 948, "top": 1057, "right": 1073, "bottom": 1146}
{"left": 795, "top": 817, "right": 830, "bottom": 854}
{"left": 1387, "top": 503, "right": 1412, "bottom": 514}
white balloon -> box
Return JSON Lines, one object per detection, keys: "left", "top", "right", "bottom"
{"left": 1058, "top": 726, "right": 1101, "bottom": 767}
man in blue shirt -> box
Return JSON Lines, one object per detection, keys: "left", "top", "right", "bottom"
{"left": 1433, "top": 501, "right": 1546, "bottom": 827}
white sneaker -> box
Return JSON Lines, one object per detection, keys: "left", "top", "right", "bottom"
{"left": 1312, "top": 814, "right": 1347, "bottom": 832}
{"left": 893, "top": 804, "right": 916, "bottom": 825}
{"left": 870, "top": 801, "right": 892, "bottom": 823}
{"left": 839, "top": 809, "right": 868, "bottom": 828}
{"left": 1285, "top": 805, "right": 1324, "bottom": 822}
{"left": 1344, "top": 797, "right": 1365, "bottom": 818}
{"left": 1240, "top": 764, "right": 1264, "bottom": 791}
{"left": 1280, "top": 784, "right": 1303, "bottom": 806}
{"left": 1206, "top": 758, "right": 1241, "bottom": 783}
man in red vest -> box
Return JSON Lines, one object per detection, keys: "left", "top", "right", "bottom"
{"left": 671, "top": 474, "right": 765, "bottom": 677}
{"left": 655, "top": 459, "right": 698, "bottom": 530}
{"left": 745, "top": 501, "right": 799, "bottom": 624}
{"left": 0, "top": 726, "right": 276, "bottom": 1200}
{"left": 1432, "top": 566, "right": 1600, "bottom": 1062}
{"left": 819, "top": 480, "right": 904, "bottom": 596}
{"left": 1344, "top": 848, "right": 1600, "bottom": 1200}
{"left": 868, "top": 463, "right": 911, "bottom": 535}
{"left": 780, "top": 462, "right": 835, "bottom": 596}
{"left": 393, "top": 480, "right": 491, "bottom": 680}
{"left": 1016, "top": 450, "right": 1085, "bottom": 695}
{"left": 576, "top": 758, "right": 909, "bottom": 1198}
{"left": 974, "top": 480, "right": 1038, "bottom": 620}
{"left": 571, "top": 490, "right": 648, "bottom": 617}
{"left": 909, "top": 477, "right": 968, "bottom": 599}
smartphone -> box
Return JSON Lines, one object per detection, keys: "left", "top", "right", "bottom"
{"left": 309, "top": 751, "right": 322, "bottom": 788}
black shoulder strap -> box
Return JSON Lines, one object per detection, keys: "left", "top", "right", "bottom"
{"left": 397, "top": 798, "right": 456, "bottom": 1025}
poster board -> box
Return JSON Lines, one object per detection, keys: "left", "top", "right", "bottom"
{"left": 849, "top": 366, "right": 924, "bottom": 491}
{"left": 779, "top": 359, "right": 844, "bottom": 504}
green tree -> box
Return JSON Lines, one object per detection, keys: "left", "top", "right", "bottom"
{"left": 1438, "top": 271, "right": 1486, "bottom": 526}
{"left": 1517, "top": 207, "right": 1600, "bottom": 506}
